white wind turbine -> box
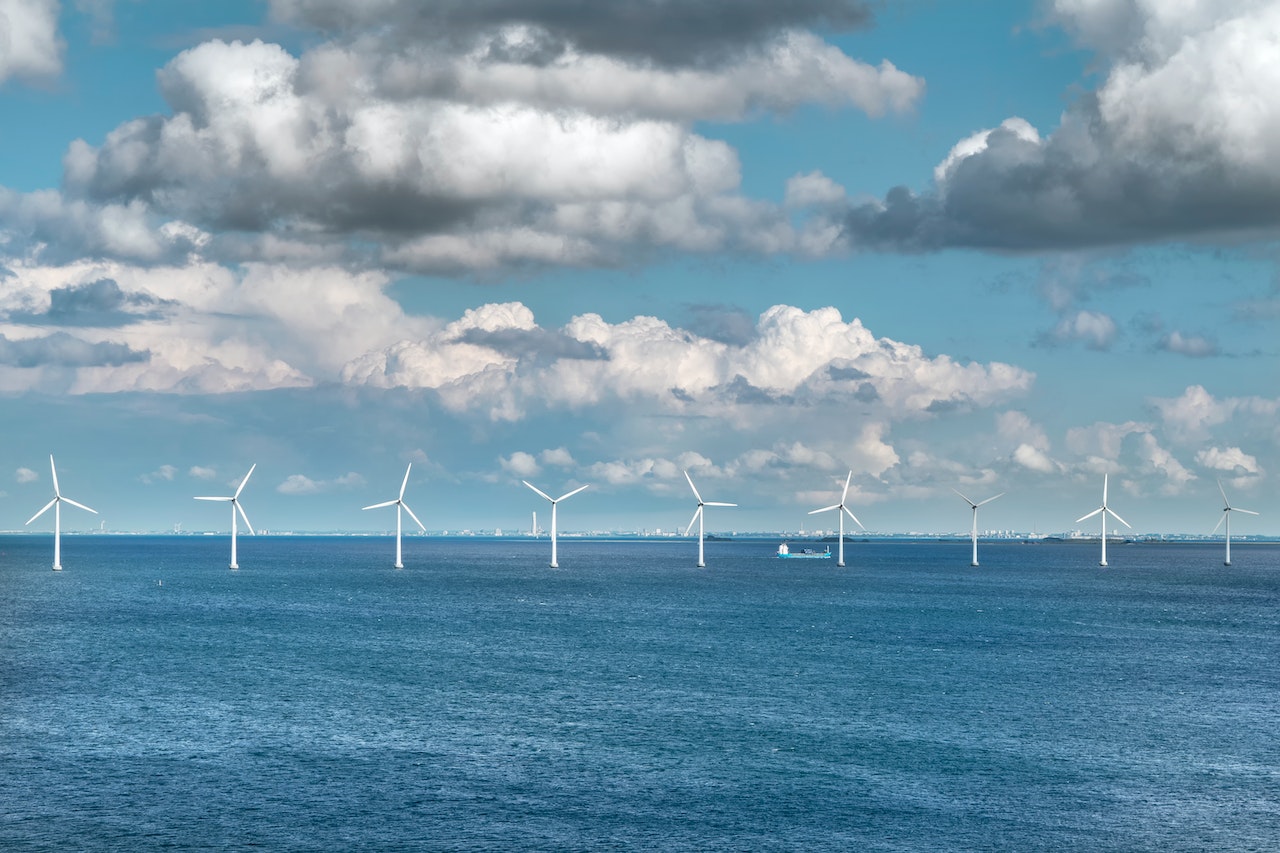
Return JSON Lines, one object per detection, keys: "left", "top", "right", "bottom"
{"left": 1075, "top": 473, "right": 1130, "bottom": 567}
{"left": 683, "top": 470, "right": 736, "bottom": 568}
{"left": 1214, "top": 479, "right": 1259, "bottom": 567}
{"left": 523, "top": 481, "right": 588, "bottom": 568}
{"left": 195, "top": 464, "right": 256, "bottom": 569}
{"left": 26, "top": 455, "right": 97, "bottom": 571}
{"left": 953, "top": 488, "right": 1004, "bottom": 567}
{"left": 363, "top": 463, "right": 426, "bottom": 569}
{"left": 808, "top": 471, "right": 864, "bottom": 568}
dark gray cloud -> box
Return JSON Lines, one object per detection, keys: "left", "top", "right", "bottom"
{"left": 842, "top": 0, "right": 1280, "bottom": 254}
{"left": 715, "top": 374, "right": 788, "bottom": 406}
{"left": 455, "top": 327, "right": 607, "bottom": 363}
{"left": 272, "top": 0, "right": 873, "bottom": 67}
{"left": 12, "top": 278, "right": 169, "bottom": 327}
{"left": 0, "top": 332, "right": 150, "bottom": 367}
{"left": 843, "top": 113, "right": 1280, "bottom": 252}
{"left": 852, "top": 381, "right": 879, "bottom": 403}
{"left": 668, "top": 386, "right": 694, "bottom": 403}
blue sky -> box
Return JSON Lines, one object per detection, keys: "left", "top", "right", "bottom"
{"left": 1, "top": 0, "right": 1276, "bottom": 537}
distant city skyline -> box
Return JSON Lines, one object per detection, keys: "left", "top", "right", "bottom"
{"left": 1, "top": 1, "right": 1276, "bottom": 536}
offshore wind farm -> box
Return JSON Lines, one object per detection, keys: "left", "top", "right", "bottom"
{"left": 3, "top": 1, "right": 1280, "bottom": 850}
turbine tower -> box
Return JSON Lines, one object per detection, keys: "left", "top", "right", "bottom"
{"left": 953, "top": 488, "right": 1004, "bottom": 567}
{"left": 26, "top": 455, "right": 97, "bottom": 571}
{"left": 808, "top": 471, "right": 864, "bottom": 567}
{"left": 683, "top": 470, "right": 736, "bottom": 568}
{"left": 195, "top": 464, "right": 256, "bottom": 569}
{"left": 1214, "top": 479, "right": 1258, "bottom": 566}
{"left": 1075, "top": 473, "right": 1130, "bottom": 567}
{"left": 362, "top": 463, "right": 426, "bottom": 568}
{"left": 523, "top": 481, "right": 588, "bottom": 568}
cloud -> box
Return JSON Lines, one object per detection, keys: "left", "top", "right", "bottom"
{"left": 785, "top": 171, "right": 848, "bottom": 209}
{"left": 277, "top": 474, "right": 321, "bottom": 495}
{"left": 0, "top": 331, "right": 149, "bottom": 367}
{"left": 1066, "top": 420, "right": 1150, "bottom": 460}
{"left": 539, "top": 447, "right": 574, "bottom": 467}
{"left": 499, "top": 451, "right": 540, "bottom": 477}
{"left": 11, "top": 278, "right": 169, "bottom": 327}
{"left": 343, "top": 302, "right": 1033, "bottom": 423}
{"left": 0, "top": 0, "right": 62, "bottom": 83}
{"left": 1133, "top": 432, "right": 1196, "bottom": 494}
{"left": 33, "top": 3, "right": 920, "bottom": 275}
{"left": 278, "top": 472, "right": 367, "bottom": 494}
{"left": 188, "top": 465, "right": 217, "bottom": 479}
{"left": 140, "top": 464, "right": 177, "bottom": 484}
{"left": 268, "top": 0, "right": 878, "bottom": 68}
{"left": 1151, "top": 384, "right": 1279, "bottom": 444}
{"left": 0, "top": 259, "right": 425, "bottom": 395}
{"left": 1157, "top": 330, "right": 1218, "bottom": 357}
{"left": 1012, "top": 443, "right": 1059, "bottom": 474}
{"left": 1038, "top": 310, "right": 1118, "bottom": 350}
{"left": 1196, "top": 446, "right": 1261, "bottom": 475}
{"left": 841, "top": 2, "right": 1280, "bottom": 251}
{"left": 15, "top": 466, "right": 38, "bottom": 483}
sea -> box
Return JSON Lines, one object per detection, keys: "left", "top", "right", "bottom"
{"left": 2, "top": 534, "right": 1277, "bottom": 852}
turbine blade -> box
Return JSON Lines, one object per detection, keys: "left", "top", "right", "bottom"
{"left": 1235, "top": 508, "right": 1260, "bottom": 516}
{"left": 236, "top": 500, "right": 255, "bottom": 535}
{"left": 843, "top": 505, "right": 865, "bottom": 530}
{"left": 1102, "top": 473, "right": 1109, "bottom": 506}
{"left": 26, "top": 499, "right": 57, "bottom": 526}
{"left": 976, "top": 492, "right": 1005, "bottom": 507}
{"left": 840, "top": 470, "right": 852, "bottom": 506}
{"left": 684, "top": 506, "right": 701, "bottom": 537}
{"left": 402, "top": 502, "right": 427, "bottom": 532}
{"left": 194, "top": 496, "right": 233, "bottom": 501}
{"left": 555, "top": 484, "right": 589, "bottom": 502}
{"left": 1217, "top": 478, "right": 1230, "bottom": 508}
{"left": 1106, "top": 507, "right": 1132, "bottom": 529}
{"left": 684, "top": 470, "right": 703, "bottom": 504}
{"left": 362, "top": 499, "right": 397, "bottom": 510}
{"left": 952, "top": 487, "right": 976, "bottom": 508}
{"left": 1076, "top": 507, "right": 1103, "bottom": 523}
{"left": 234, "top": 464, "right": 256, "bottom": 499}
{"left": 1212, "top": 514, "right": 1226, "bottom": 534}
{"left": 49, "top": 455, "right": 60, "bottom": 497}
{"left": 399, "top": 463, "right": 412, "bottom": 500}
{"left": 705, "top": 501, "right": 736, "bottom": 507}
{"left": 523, "top": 481, "right": 553, "bottom": 502}
{"left": 809, "top": 504, "right": 839, "bottom": 515}
{"left": 61, "top": 497, "right": 97, "bottom": 515}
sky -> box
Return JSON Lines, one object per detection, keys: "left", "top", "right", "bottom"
{"left": 1, "top": 0, "right": 1277, "bottom": 537}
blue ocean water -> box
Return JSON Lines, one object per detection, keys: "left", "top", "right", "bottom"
{"left": 1, "top": 535, "right": 1278, "bottom": 851}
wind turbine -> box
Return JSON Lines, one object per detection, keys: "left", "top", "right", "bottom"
{"left": 523, "top": 481, "right": 588, "bottom": 568}
{"left": 1214, "top": 479, "right": 1258, "bottom": 567}
{"left": 195, "top": 464, "right": 256, "bottom": 569}
{"left": 26, "top": 455, "right": 97, "bottom": 571}
{"left": 953, "top": 488, "right": 1004, "bottom": 567}
{"left": 808, "top": 471, "right": 864, "bottom": 567}
{"left": 363, "top": 463, "right": 426, "bottom": 568}
{"left": 1075, "top": 473, "right": 1130, "bottom": 567}
{"left": 683, "top": 470, "right": 736, "bottom": 568}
